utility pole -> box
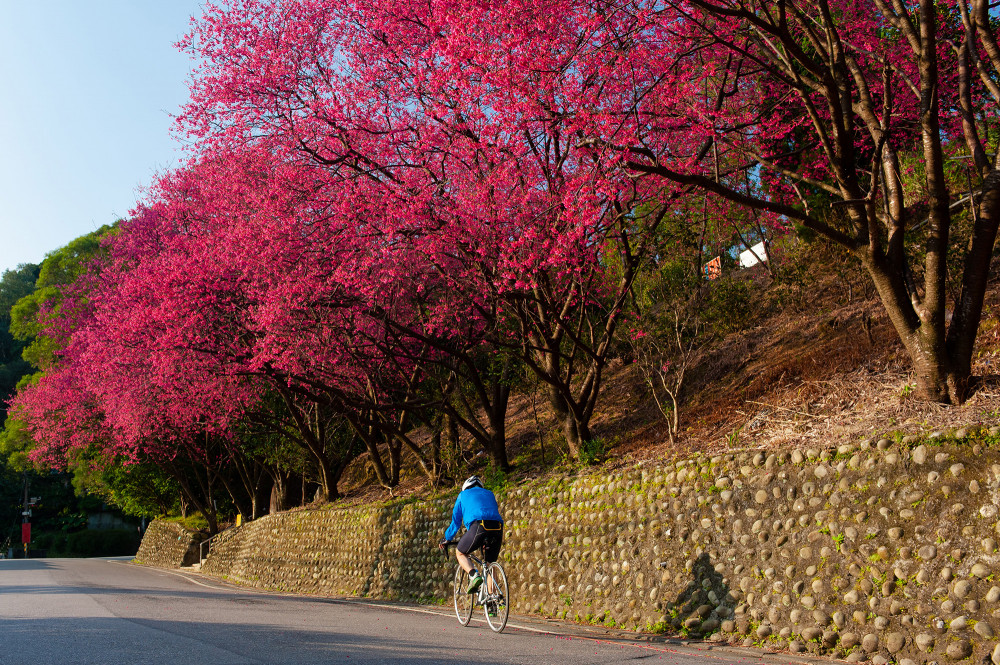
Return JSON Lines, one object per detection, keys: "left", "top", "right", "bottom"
{"left": 21, "top": 471, "right": 30, "bottom": 558}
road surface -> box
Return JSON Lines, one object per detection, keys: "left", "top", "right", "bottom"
{"left": 0, "top": 558, "right": 820, "bottom": 665}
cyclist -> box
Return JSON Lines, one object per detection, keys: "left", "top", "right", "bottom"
{"left": 438, "top": 475, "right": 504, "bottom": 593}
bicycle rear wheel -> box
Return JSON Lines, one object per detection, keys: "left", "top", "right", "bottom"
{"left": 483, "top": 562, "right": 509, "bottom": 633}
{"left": 453, "top": 565, "right": 474, "bottom": 626}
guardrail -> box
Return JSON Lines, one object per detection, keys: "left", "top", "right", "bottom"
{"left": 198, "top": 528, "right": 230, "bottom": 565}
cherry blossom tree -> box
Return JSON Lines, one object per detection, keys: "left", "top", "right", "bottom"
{"left": 534, "top": 0, "right": 1000, "bottom": 403}
{"left": 176, "top": 0, "right": 691, "bottom": 458}
{"left": 178, "top": 0, "right": 999, "bottom": 405}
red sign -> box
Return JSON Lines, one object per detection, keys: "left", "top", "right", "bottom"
{"left": 21, "top": 522, "right": 30, "bottom": 544}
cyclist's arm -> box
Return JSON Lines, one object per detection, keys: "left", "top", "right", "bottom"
{"left": 444, "top": 495, "right": 463, "bottom": 542}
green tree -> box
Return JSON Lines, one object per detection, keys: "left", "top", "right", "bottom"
{"left": 0, "top": 263, "right": 41, "bottom": 419}
{"left": 0, "top": 228, "right": 130, "bottom": 551}
{"left": 2, "top": 227, "right": 115, "bottom": 471}
{"left": 67, "top": 448, "right": 180, "bottom": 519}
{"left": 9, "top": 226, "right": 114, "bottom": 371}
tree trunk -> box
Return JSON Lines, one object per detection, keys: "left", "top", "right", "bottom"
{"left": 911, "top": 344, "right": 958, "bottom": 403}
{"left": 546, "top": 384, "right": 579, "bottom": 458}
{"left": 365, "top": 437, "right": 393, "bottom": 487}
{"left": 487, "top": 383, "right": 511, "bottom": 471}
{"left": 388, "top": 439, "right": 402, "bottom": 486}
{"left": 431, "top": 429, "right": 442, "bottom": 481}
{"left": 285, "top": 471, "right": 303, "bottom": 507}
{"left": 488, "top": 426, "right": 510, "bottom": 471}
{"left": 218, "top": 472, "right": 252, "bottom": 522}
{"left": 862, "top": 251, "right": 972, "bottom": 404}
{"left": 312, "top": 452, "right": 336, "bottom": 503}
{"left": 254, "top": 472, "right": 274, "bottom": 518}
{"left": 346, "top": 416, "right": 395, "bottom": 488}
{"left": 174, "top": 473, "right": 218, "bottom": 534}
{"left": 945, "top": 170, "right": 1000, "bottom": 398}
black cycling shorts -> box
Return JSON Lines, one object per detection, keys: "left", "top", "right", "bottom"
{"left": 457, "top": 520, "right": 503, "bottom": 563}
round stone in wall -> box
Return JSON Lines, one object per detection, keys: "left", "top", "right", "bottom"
{"left": 946, "top": 640, "right": 973, "bottom": 660}
{"left": 801, "top": 626, "right": 822, "bottom": 641}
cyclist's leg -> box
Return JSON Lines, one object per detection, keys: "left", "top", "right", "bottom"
{"left": 455, "top": 523, "right": 483, "bottom": 573}
{"left": 455, "top": 549, "right": 475, "bottom": 574}
{"left": 482, "top": 529, "right": 503, "bottom": 593}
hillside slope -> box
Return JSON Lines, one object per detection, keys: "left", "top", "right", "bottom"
{"left": 335, "top": 254, "right": 1000, "bottom": 502}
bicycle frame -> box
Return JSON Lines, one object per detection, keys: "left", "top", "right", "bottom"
{"left": 443, "top": 540, "right": 510, "bottom": 633}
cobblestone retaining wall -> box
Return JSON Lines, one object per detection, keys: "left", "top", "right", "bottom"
{"left": 152, "top": 433, "right": 1000, "bottom": 664}
{"left": 134, "top": 519, "right": 203, "bottom": 568}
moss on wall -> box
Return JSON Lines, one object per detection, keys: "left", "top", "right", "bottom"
{"left": 141, "top": 430, "right": 1000, "bottom": 664}
{"left": 134, "top": 519, "right": 203, "bottom": 568}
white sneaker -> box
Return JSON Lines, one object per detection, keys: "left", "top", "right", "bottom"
{"left": 467, "top": 571, "right": 483, "bottom": 594}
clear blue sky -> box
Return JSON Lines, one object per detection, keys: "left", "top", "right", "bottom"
{"left": 0, "top": 0, "right": 206, "bottom": 275}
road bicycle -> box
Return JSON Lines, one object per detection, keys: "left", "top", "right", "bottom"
{"left": 442, "top": 541, "right": 510, "bottom": 633}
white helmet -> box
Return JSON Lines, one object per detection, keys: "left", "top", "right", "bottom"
{"left": 462, "top": 475, "right": 483, "bottom": 491}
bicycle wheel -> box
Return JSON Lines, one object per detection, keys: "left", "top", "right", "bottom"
{"left": 483, "top": 562, "right": 509, "bottom": 633}
{"left": 453, "top": 565, "right": 474, "bottom": 626}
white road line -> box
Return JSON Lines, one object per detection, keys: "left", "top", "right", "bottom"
{"left": 142, "top": 563, "right": 553, "bottom": 634}
{"left": 113, "top": 562, "right": 779, "bottom": 662}
{"left": 152, "top": 567, "right": 236, "bottom": 591}
{"left": 342, "top": 598, "right": 551, "bottom": 634}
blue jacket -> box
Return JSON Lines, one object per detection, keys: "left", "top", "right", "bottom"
{"left": 444, "top": 486, "right": 504, "bottom": 541}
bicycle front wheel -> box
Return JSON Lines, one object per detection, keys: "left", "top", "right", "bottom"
{"left": 483, "top": 562, "right": 509, "bottom": 633}
{"left": 453, "top": 565, "right": 474, "bottom": 626}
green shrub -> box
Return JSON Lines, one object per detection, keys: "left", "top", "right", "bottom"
{"left": 702, "top": 277, "right": 755, "bottom": 335}
{"left": 26, "top": 529, "right": 139, "bottom": 557}
{"left": 31, "top": 532, "right": 68, "bottom": 554}
{"left": 579, "top": 438, "right": 607, "bottom": 466}
{"left": 161, "top": 514, "right": 210, "bottom": 531}
{"left": 67, "top": 529, "right": 141, "bottom": 557}
{"left": 482, "top": 462, "right": 510, "bottom": 493}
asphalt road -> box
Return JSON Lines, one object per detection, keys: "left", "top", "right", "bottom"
{"left": 0, "top": 558, "right": 818, "bottom": 665}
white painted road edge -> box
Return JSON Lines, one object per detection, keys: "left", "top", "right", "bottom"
{"left": 151, "top": 565, "right": 552, "bottom": 635}
{"left": 128, "top": 562, "right": 827, "bottom": 664}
